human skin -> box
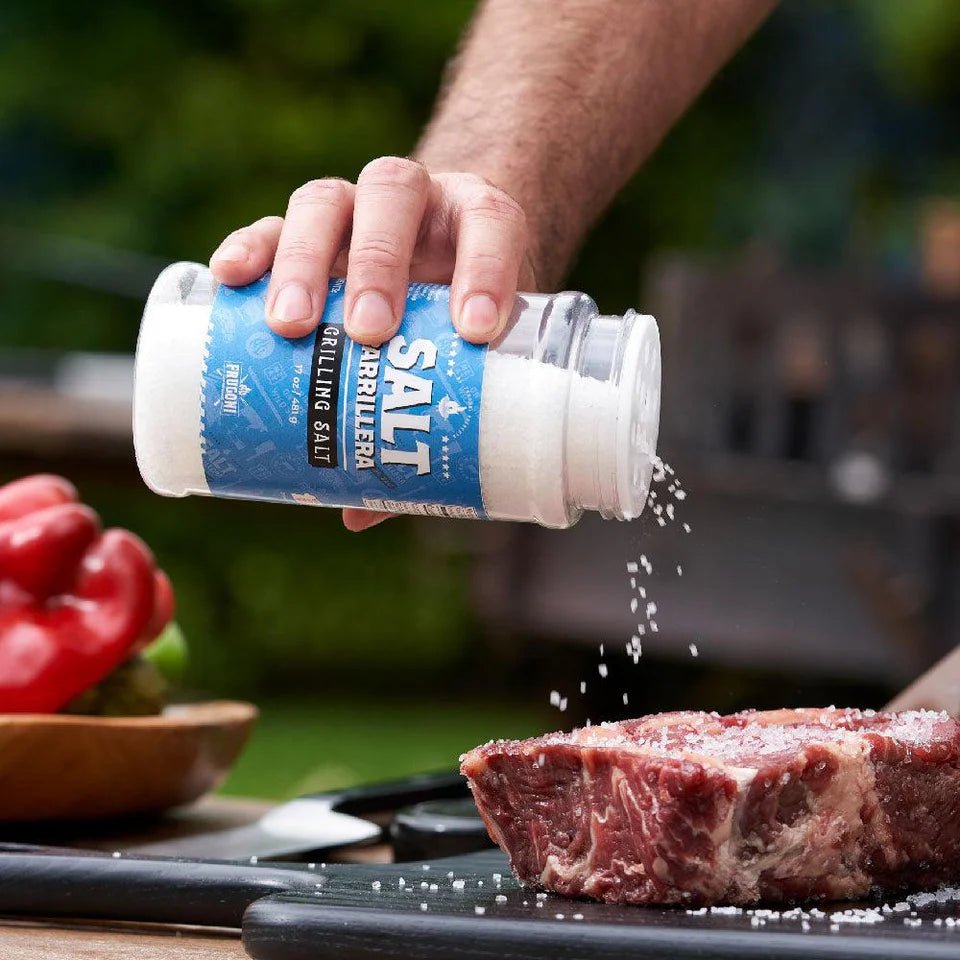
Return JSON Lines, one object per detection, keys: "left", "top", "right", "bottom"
{"left": 210, "top": 0, "right": 776, "bottom": 531}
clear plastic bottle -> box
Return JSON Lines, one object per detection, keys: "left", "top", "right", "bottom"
{"left": 134, "top": 263, "right": 660, "bottom": 528}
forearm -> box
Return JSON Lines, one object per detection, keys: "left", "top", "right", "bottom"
{"left": 416, "top": 0, "right": 776, "bottom": 289}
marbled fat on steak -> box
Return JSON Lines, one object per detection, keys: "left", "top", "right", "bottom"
{"left": 461, "top": 708, "right": 960, "bottom": 905}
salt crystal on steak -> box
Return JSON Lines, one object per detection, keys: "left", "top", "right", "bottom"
{"left": 460, "top": 708, "right": 960, "bottom": 906}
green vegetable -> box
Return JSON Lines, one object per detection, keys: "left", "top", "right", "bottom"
{"left": 142, "top": 621, "right": 189, "bottom": 686}
{"left": 62, "top": 657, "right": 167, "bottom": 717}
{"left": 63, "top": 623, "right": 189, "bottom": 717}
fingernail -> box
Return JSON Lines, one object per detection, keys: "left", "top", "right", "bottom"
{"left": 459, "top": 294, "right": 499, "bottom": 339}
{"left": 270, "top": 283, "right": 313, "bottom": 323}
{"left": 212, "top": 241, "right": 248, "bottom": 264}
{"left": 348, "top": 291, "right": 395, "bottom": 339}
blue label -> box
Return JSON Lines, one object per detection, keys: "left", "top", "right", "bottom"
{"left": 201, "top": 277, "right": 487, "bottom": 519}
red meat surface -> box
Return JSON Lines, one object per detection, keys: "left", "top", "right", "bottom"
{"left": 461, "top": 708, "right": 960, "bottom": 905}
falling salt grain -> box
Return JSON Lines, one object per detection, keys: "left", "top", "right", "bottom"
{"left": 475, "top": 906, "right": 486, "bottom": 915}
{"left": 430, "top": 883, "right": 438, "bottom": 891}
{"left": 626, "top": 562, "right": 638, "bottom": 573}
{"left": 371, "top": 881, "right": 381, "bottom": 891}
{"left": 683, "top": 523, "right": 691, "bottom": 533}
{"left": 452, "top": 879, "right": 466, "bottom": 890}
{"left": 496, "top": 895, "right": 508, "bottom": 903}
{"left": 630, "top": 598, "right": 638, "bottom": 614}
{"left": 580, "top": 681, "right": 586, "bottom": 694}
{"left": 623, "top": 693, "right": 629, "bottom": 705}
{"left": 600, "top": 643, "right": 605, "bottom": 656}
{"left": 536, "top": 893, "right": 548, "bottom": 900}
{"left": 555, "top": 913, "right": 565, "bottom": 920}
{"left": 598, "top": 663, "right": 608, "bottom": 678}
{"left": 421, "top": 881, "right": 429, "bottom": 889}
{"left": 650, "top": 621, "right": 658, "bottom": 633}
{"left": 676, "top": 565, "right": 683, "bottom": 576}
{"left": 549, "top": 690, "right": 562, "bottom": 707}
{"left": 398, "top": 878, "right": 406, "bottom": 888}
{"left": 420, "top": 903, "right": 429, "bottom": 912}
{"left": 573, "top": 913, "right": 584, "bottom": 921}
{"left": 537, "top": 753, "right": 545, "bottom": 767}
{"left": 689, "top": 643, "right": 699, "bottom": 657}
{"left": 249, "top": 855, "right": 258, "bottom": 864}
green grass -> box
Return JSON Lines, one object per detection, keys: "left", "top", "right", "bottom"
{"left": 218, "top": 698, "right": 550, "bottom": 800}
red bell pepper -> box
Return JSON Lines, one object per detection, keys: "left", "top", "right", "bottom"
{"left": 0, "top": 474, "right": 174, "bottom": 713}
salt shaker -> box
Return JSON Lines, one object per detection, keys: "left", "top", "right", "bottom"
{"left": 133, "top": 263, "right": 660, "bottom": 528}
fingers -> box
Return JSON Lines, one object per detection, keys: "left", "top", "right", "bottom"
{"left": 342, "top": 508, "right": 394, "bottom": 533}
{"left": 448, "top": 180, "right": 527, "bottom": 343}
{"left": 261, "top": 179, "right": 356, "bottom": 339}
{"left": 344, "top": 157, "right": 430, "bottom": 345}
{"left": 210, "top": 216, "right": 283, "bottom": 287}
{"left": 212, "top": 162, "right": 529, "bottom": 350}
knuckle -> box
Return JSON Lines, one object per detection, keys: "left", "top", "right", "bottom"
{"left": 358, "top": 156, "right": 428, "bottom": 192}
{"left": 450, "top": 171, "right": 486, "bottom": 190}
{"left": 467, "top": 185, "right": 526, "bottom": 228}
{"left": 251, "top": 215, "right": 284, "bottom": 233}
{"left": 277, "top": 236, "right": 324, "bottom": 266}
{"left": 464, "top": 249, "right": 512, "bottom": 274}
{"left": 289, "top": 178, "right": 351, "bottom": 210}
{"left": 350, "top": 233, "right": 405, "bottom": 272}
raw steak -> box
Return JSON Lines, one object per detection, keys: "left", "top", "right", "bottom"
{"left": 461, "top": 708, "right": 960, "bottom": 905}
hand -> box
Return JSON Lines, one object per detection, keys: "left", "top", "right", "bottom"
{"left": 209, "top": 157, "right": 536, "bottom": 532}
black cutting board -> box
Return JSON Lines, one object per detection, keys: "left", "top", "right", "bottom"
{"left": 242, "top": 850, "right": 960, "bottom": 960}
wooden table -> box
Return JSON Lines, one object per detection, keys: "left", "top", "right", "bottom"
{"left": 0, "top": 794, "right": 383, "bottom": 959}
{"left": 0, "top": 920, "right": 246, "bottom": 959}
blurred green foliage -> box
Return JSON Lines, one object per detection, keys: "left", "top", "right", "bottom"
{"left": 2, "top": 0, "right": 959, "bottom": 347}
{"left": 219, "top": 698, "right": 547, "bottom": 800}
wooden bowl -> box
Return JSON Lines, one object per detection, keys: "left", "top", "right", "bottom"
{"left": 0, "top": 701, "right": 258, "bottom": 821}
